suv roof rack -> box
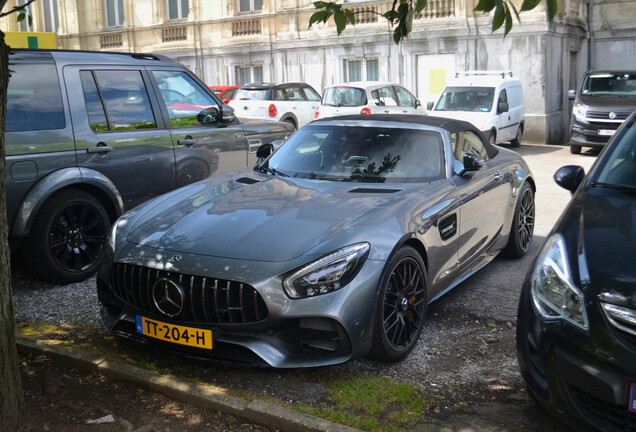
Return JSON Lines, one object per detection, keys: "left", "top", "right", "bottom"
{"left": 456, "top": 70, "right": 513, "bottom": 79}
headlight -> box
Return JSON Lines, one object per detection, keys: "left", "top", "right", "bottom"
{"left": 283, "top": 243, "right": 370, "bottom": 299}
{"left": 108, "top": 217, "right": 124, "bottom": 252}
{"left": 572, "top": 103, "right": 589, "bottom": 123}
{"left": 530, "top": 234, "right": 589, "bottom": 330}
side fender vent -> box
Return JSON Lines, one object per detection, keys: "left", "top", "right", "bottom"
{"left": 438, "top": 213, "right": 457, "bottom": 241}
{"left": 236, "top": 177, "right": 260, "bottom": 185}
{"left": 348, "top": 188, "right": 401, "bottom": 194}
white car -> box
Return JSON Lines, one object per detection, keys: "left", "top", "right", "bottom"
{"left": 315, "top": 82, "right": 424, "bottom": 119}
{"left": 428, "top": 71, "right": 525, "bottom": 147}
{"left": 229, "top": 82, "right": 321, "bottom": 129}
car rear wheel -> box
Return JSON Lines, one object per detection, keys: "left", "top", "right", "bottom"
{"left": 489, "top": 131, "right": 497, "bottom": 145}
{"left": 570, "top": 144, "right": 581, "bottom": 154}
{"left": 177, "top": 158, "right": 209, "bottom": 187}
{"left": 282, "top": 118, "right": 297, "bottom": 130}
{"left": 371, "top": 246, "right": 427, "bottom": 362}
{"left": 510, "top": 125, "right": 523, "bottom": 147}
{"left": 502, "top": 182, "right": 535, "bottom": 258}
{"left": 21, "top": 190, "right": 110, "bottom": 283}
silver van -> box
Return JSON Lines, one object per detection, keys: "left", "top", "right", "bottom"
{"left": 6, "top": 49, "right": 293, "bottom": 283}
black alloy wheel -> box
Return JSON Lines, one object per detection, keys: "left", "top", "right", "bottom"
{"left": 177, "top": 158, "right": 210, "bottom": 187}
{"left": 371, "top": 246, "right": 427, "bottom": 362}
{"left": 22, "top": 190, "right": 110, "bottom": 283}
{"left": 503, "top": 182, "right": 535, "bottom": 258}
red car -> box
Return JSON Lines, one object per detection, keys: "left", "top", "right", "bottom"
{"left": 209, "top": 85, "right": 240, "bottom": 104}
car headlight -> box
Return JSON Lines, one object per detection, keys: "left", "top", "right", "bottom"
{"left": 572, "top": 103, "right": 589, "bottom": 123}
{"left": 530, "top": 234, "right": 589, "bottom": 330}
{"left": 283, "top": 243, "right": 370, "bottom": 299}
{"left": 108, "top": 217, "right": 125, "bottom": 252}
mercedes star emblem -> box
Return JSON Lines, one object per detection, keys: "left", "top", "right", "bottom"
{"left": 152, "top": 278, "right": 185, "bottom": 318}
{"left": 609, "top": 112, "right": 617, "bottom": 119}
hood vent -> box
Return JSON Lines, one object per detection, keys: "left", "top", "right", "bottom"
{"left": 235, "top": 177, "right": 260, "bottom": 185}
{"left": 348, "top": 188, "right": 401, "bottom": 194}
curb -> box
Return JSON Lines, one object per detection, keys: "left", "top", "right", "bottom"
{"left": 16, "top": 336, "right": 361, "bottom": 432}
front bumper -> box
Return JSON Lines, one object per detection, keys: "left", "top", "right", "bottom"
{"left": 97, "top": 245, "right": 385, "bottom": 368}
{"left": 516, "top": 280, "right": 636, "bottom": 431}
{"left": 569, "top": 117, "right": 623, "bottom": 149}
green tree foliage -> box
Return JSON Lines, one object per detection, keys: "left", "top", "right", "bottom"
{"left": 309, "top": 0, "right": 557, "bottom": 42}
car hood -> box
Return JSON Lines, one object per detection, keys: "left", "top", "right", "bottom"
{"left": 126, "top": 173, "right": 412, "bottom": 262}
{"left": 578, "top": 94, "right": 636, "bottom": 111}
{"left": 570, "top": 188, "right": 636, "bottom": 307}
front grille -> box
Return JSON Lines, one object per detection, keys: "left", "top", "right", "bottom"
{"left": 569, "top": 386, "right": 636, "bottom": 432}
{"left": 588, "top": 121, "right": 622, "bottom": 130}
{"left": 111, "top": 263, "right": 268, "bottom": 324}
{"left": 587, "top": 111, "right": 631, "bottom": 121}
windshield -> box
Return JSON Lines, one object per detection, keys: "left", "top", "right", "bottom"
{"left": 434, "top": 87, "right": 495, "bottom": 112}
{"left": 263, "top": 125, "right": 445, "bottom": 183}
{"left": 581, "top": 73, "right": 636, "bottom": 97}
{"left": 322, "top": 87, "right": 367, "bottom": 107}
{"left": 595, "top": 116, "right": 636, "bottom": 189}
{"left": 235, "top": 88, "right": 270, "bottom": 101}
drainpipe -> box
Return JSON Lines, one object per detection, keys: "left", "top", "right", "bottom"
{"left": 588, "top": 0, "right": 594, "bottom": 70}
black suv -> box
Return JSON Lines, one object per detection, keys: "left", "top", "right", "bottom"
{"left": 6, "top": 49, "right": 293, "bottom": 283}
{"left": 568, "top": 71, "right": 636, "bottom": 154}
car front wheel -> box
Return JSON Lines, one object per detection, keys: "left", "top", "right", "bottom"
{"left": 502, "top": 182, "right": 535, "bottom": 258}
{"left": 370, "top": 246, "right": 427, "bottom": 362}
{"left": 21, "top": 190, "right": 110, "bottom": 283}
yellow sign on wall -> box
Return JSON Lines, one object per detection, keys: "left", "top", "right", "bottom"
{"left": 429, "top": 69, "right": 447, "bottom": 95}
{"left": 5, "top": 32, "right": 56, "bottom": 49}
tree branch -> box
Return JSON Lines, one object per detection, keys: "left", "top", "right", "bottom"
{"left": 0, "top": 0, "right": 38, "bottom": 20}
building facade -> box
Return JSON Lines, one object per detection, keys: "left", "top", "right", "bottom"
{"left": 3, "top": 0, "right": 636, "bottom": 143}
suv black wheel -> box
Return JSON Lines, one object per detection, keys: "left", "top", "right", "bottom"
{"left": 177, "top": 158, "right": 209, "bottom": 187}
{"left": 570, "top": 144, "right": 581, "bottom": 154}
{"left": 371, "top": 246, "right": 427, "bottom": 362}
{"left": 502, "top": 182, "right": 534, "bottom": 258}
{"left": 21, "top": 190, "right": 110, "bottom": 283}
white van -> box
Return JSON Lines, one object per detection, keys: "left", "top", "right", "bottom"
{"left": 428, "top": 71, "right": 525, "bottom": 146}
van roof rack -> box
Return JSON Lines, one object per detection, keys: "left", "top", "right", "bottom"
{"left": 456, "top": 70, "right": 513, "bottom": 79}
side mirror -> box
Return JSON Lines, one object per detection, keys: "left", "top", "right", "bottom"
{"left": 256, "top": 143, "right": 274, "bottom": 161}
{"left": 197, "top": 107, "right": 220, "bottom": 125}
{"left": 568, "top": 89, "right": 576, "bottom": 100}
{"left": 415, "top": 99, "right": 422, "bottom": 108}
{"left": 458, "top": 153, "right": 485, "bottom": 176}
{"left": 554, "top": 165, "right": 585, "bottom": 193}
{"left": 220, "top": 105, "right": 236, "bottom": 123}
{"left": 497, "top": 102, "right": 509, "bottom": 114}
{"left": 427, "top": 101, "right": 435, "bottom": 111}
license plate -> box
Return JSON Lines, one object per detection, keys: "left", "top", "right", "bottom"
{"left": 630, "top": 383, "right": 636, "bottom": 414}
{"left": 136, "top": 315, "right": 212, "bottom": 350}
{"left": 598, "top": 129, "right": 616, "bottom": 136}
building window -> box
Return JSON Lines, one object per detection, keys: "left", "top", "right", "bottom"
{"left": 238, "top": 0, "right": 263, "bottom": 13}
{"left": 236, "top": 66, "right": 263, "bottom": 85}
{"left": 41, "top": 0, "right": 59, "bottom": 33}
{"left": 17, "top": 0, "right": 33, "bottom": 31}
{"left": 344, "top": 58, "right": 379, "bottom": 82}
{"left": 168, "top": 0, "right": 188, "bottom": 20}
{"left": 105, "top": 0, "right": 124, "bottom": 27}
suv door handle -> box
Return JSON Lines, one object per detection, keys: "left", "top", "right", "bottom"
{"left": 86, "top": 145, "right": 113, "bottom": 154}
{"left": 177, "top": 136, "right": 195, "bottom": 147}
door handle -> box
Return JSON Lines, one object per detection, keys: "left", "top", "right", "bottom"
{"left": 86, "top": 145, "right": 113, "bottom": 154}
{"left": 493, "top": 171, "right": 503, "bottom": 182}
{"left": 177, "top": 136, "right": 195, "bottom": 147}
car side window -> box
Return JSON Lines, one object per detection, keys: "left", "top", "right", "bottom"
{"left": 394, "top": 86, "right": 415, "bottom": 107}
{"left": 82, "top": 70, "right": 157, "bottom": 131}
{"left": 451, "top": 130, "right": 489, "bottom": 174}
{"left": 278, "top": 86, "right": 304, "bottom": 101}
{"left": 6, "top": 56, "right": 65, "bottom": 132}
{"left": 152, "top": 70, "right": 220, "bottom": 128}
{"left": 302, "top": 85, "right": 321, "bottom": 102}
{"left": 371, "top": 87, "right": 398, "bottom": 106}
{"left": 498, "top": 89, "right": 508, "bottom": 104}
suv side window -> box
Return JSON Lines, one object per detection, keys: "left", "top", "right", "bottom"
{"left": 152, "top": 70, "right": 220, "bottom": 128}
{"left": 6, "top": 57, "right": 65, "bottom": 133}
{"left": 80, "top": 70, "right": 157, "bottom": 131}
{"left": 451, "top": 130, "right": 489, "bottom": 174}
{"left": 301, "top": 85, "right": 321, "bottom": 102}
{"left": 394, "top": 86, "right": 415, "bottom": 107}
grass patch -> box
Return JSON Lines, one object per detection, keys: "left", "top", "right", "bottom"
{"left": 16, "top": 321, "right": 77, "bottom": 337}
{"left": 297, "top": 375, "right": 432, "bottom": 432}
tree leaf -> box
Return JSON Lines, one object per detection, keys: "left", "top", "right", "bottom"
{"left": 504, "top": 9, "right": 513, "bottom": 35}
{"left": 474, "top": 0, "right": 496, "bottom": 13}
{"left": 547, "top": 0, "right": 558, "bottom": 20}
{"left": 415, "top": 0, "right": 428, "bottom": 14}
{"left": 519, "top": 0, "right": 541, "bottom": 12}
{"left": 334, "top": 11, "right": 347, "bottom": 35}
{"left": 313, "top": 1, "right": 330, "bottom": 8}
{"left": 308, "top": 10, "right": 331, "bottom": 27}
{"left": 492, "top": 4, "right": 505, "bottom": 31}
{"left": 393, "top": 27, "right": 403, "bottom": 44}
{"left": 383, "top": 10, "right": 400, "bottom": 21}
{"left": 17, "top": 12, "right": 25, "bottom": 22}
{"left": 405, "top": 8, "right": 414, "bottom": 34}
{"left": 346, "top": 12, "right": 356, "bottom": 25}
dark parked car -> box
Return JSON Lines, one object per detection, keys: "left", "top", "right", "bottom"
{"left": 517, "top": 112, "right": 636, "bottom": 431}
{"left": 6, "top": 49, "right": 293, "bottom": 283}
{"left": 568, "top": 70, "right": 636, "bottom": 154}
{"left": 97, "top": 115, "right": 535, "bottom": 368}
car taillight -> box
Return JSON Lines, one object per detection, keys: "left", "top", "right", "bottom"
{"left": 269, "top": 104, "right": 277, "bottom": 117}
{"left": 315, "top": 106, "right": 320, "bottom": 119}
{"left": 360, "top": 107, "right": 372, "bottom": 115}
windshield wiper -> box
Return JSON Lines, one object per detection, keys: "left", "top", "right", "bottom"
{"left": 259, "top": 166, "right": 289, "bottom": 177}
{"left": 591, "top": 181, "right": 636, "bottom": 194}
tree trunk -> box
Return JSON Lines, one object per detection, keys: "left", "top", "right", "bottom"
{"left": 0, "top": 30, "right": 24, "bottom": 430}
